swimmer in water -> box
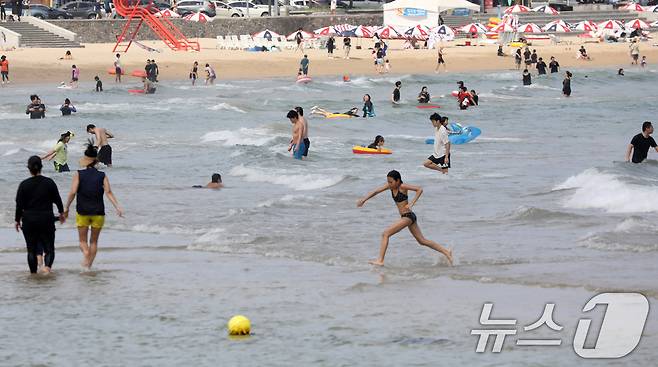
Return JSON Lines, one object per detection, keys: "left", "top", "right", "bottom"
{"left": 391, "top": 81, "right": 401, "bottom": 104}
{"left": 362, "top": 94, "right": 374, "bottom": 117}
{"left": 618, "top": 68, "right": 625, "bottom": 76}
{"left": 357, "top": 170, "right": 453, "bottom": 266}
{"left": 366, "top": 135, "right": 385, "bottom": 151}
{"left": 310, "top": 106, "right": 359, "bottom": 117}
{"left": 417, "top": 86, "right": 430, "bottom": 104}
{"left": 194, "top": 173, "right": 223, "bottom": 189}
{"left": 423, "top": 113, "right": 451, "bottom": 174}
{"left": 142, "top": 77, "right": 156, "bottom": 94}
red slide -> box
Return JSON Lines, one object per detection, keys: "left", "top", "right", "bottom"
{"left": 113, "top": 0, "right": 199, "bottom": 52}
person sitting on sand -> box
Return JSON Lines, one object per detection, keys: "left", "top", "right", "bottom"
{"left": 310, "top": 106, "right": 360, "bottom": 118}
{"left": 578, "top": 46, "right": 591, "bottom": 60}
{"left": 367, "top": 135, "right": 385, "bottom": 151}
{"left": 194, "top": 173, "right": 223, "bottom": 189}
{"left": 59, "top": 50, "right": 72, "bottom": 60}
{"left": 417, "top": 86, "right": 430, "bottom": 104}
{"left": 497, "top": 45, "right": 505, "bottom": 57}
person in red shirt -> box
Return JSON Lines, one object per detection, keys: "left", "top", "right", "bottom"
{"left": 457, "top": 87, "right": 473, "bottom": 110}
{"left": 1, "top": 55, "right": 9, "bottom": 84}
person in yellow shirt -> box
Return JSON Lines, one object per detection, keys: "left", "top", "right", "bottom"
{"left": 42, "top": 131, "right": 73, "bottom": 173}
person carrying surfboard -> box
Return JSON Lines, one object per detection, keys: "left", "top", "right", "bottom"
{"left": 423, "top": 113, "right": 451, "bottom": 174}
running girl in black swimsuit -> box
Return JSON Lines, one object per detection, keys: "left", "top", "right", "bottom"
{"left": 357, "top": 170, "right": 453, "bottom": 266}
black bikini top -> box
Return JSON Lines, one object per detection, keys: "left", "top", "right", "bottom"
{"left": 392, "top": 190, "right": 408, "bottom": 203}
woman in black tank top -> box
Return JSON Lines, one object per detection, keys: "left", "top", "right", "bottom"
{"left": 64, "top": 145, "right": 123, "bottom": 270}
{"left": 357, "top": 170, "right": 453, "bottom": 266}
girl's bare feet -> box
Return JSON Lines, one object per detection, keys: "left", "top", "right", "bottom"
{"left": 369, "top": 259, "right": 384, "bottom": 266}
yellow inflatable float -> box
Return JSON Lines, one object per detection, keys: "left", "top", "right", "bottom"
{"left": 352, "top": 146, "right": 392, "bottom": 155}
{"left": 327, "top": 113, "right": 356, "bottom": 119}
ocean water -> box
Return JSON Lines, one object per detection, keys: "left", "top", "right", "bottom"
{"left": 1, "top": 68, "right": 657, "bottom": 366}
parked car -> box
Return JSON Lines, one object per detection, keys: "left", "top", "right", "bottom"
{"left": 176, "top": 0, "right": 217, "bottom": 16}
{"left": 29, "top": 4, "right": 73, "bottom": 19}
{"left": 227, "top": 1, "right": 271, "bottom": 16}
{"left": 212, "top": 1, "right": 245, "bottom": 16}
{"left": 57, "top": 1, "right": 101, "bottom": 19}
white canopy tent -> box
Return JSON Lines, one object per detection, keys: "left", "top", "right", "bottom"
{"left": 383, "top": 0, "right": 480, "bottom": 28}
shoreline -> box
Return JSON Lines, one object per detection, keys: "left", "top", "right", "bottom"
{"left": 1, "top": 36, "right": 656, "bottom": 86}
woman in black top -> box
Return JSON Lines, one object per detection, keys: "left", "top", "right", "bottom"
{"left": 417, "top": 86, "right": 430, "bottom": 104}
{"left": 15, "top": 156, "right": 65, "bottom": 274}
{"left": 64, "top": 145, "right": 123, "bottom": 270}
{"left": 327, "top": 36, "right": 335, "bottom": 58}
{"left": 562, "top": 71, "right": 572, "bottom": 97}
{"left": 367, "top": 135, "right": 385, "bottom": 150}
{"left": 357, "top": 170, "right": 453, "bottom": 266}
{"left": 522, "top": 69, "right": 532, "bottom": 86}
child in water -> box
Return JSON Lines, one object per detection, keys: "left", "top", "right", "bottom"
{"left": 367, "top": 135, "right": 385, "bottom": 151}
{"left": 362, "top": 94, "right": 374, "bottom": 117}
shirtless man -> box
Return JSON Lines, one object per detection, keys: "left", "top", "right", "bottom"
{"left": 295, "top": 106, "right": 310, "bottom": 158}
{"left": 286, "top": 110, "right": 305, "bottom": 160}
{"left": 86, "top": 124, "right": 114, "bottom": 167}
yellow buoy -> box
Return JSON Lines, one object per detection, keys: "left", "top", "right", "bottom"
{"left": 228, "top": 315, "right": 251, "bottom": 336}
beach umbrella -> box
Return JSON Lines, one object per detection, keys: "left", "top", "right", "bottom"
{"left": 626, "top": 18, "right": 650, "bottom": 29}
{"left": 154, "top": 9, "right": 180, "bottom": 18}
{"left": 543, "top": 22, "right": 571, "bottom": 33}
{"left": 504, "top": 5, "right": 530, "bottom": 14}
{"left": 333, "top": 24, "right": 356, "bottom": 34}
{"left": 572, "top": 20, "right": 598, "bottom": 32}
{"left": 651, "top": 20, "right": 658, "bottom": 27}
{"left": 532, "top": 5, "right": 559, "bottom": 15}
{"left": 518, "top": 23, "right": 542, "bottom": 33}
{"left": 492, "top": 22, "right": 516, "bottom": 33}
{"left": 430, "top": 25, "right": 455, "bottom": 40}
{"left": 351, "top": 25, "right": 373, "bottom": 38}
{"left": 286, "top": 30, "right": 314, "bottom": 41}
{"left": 313, "top": 26, "right": 337, "bottom": 36}
{"left": 621, "top": 2, "right": 645, "bottom": 11}
{"left": 544, "top": 19, "right": 571, "bottom": 29}
{"left": 252, "top": 29, "right": 282, "bottom": 39}
{"left": 598, "top": 19, "right": 624, "bottom": 31}
{"left": 404, "top": 24, "right": 430, "bottom": 39}
{"left": 375, "top": 25, "right": 403, "bottom": 39}
{"left": 458, "top": 23, "right": 488, "bottom": 34}
{"left": 183, "top": 11, "right": 212, "bottom": 23}
{"left": 647, "top": 5, "right": 658, "bottom": 12}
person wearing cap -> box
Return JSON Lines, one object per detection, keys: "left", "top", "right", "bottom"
{"left": 15, "top": 156, "right": 65, "bottom": 274}
{"left": 42, "top": 131, "right": 73, "bottom": 173}
{"left": 423, "top": 113, "right": 451, "bottom": 174}
{"left": 63, "top": 145, "right": 123, "bottom": 270}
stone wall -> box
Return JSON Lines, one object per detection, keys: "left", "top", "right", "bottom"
{"left": 51, "top": 14, "right": 383, "bottom": 43}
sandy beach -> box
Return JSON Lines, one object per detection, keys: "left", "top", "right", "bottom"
{"left": 2, "top": 36, "right": 658, "bottom": 84}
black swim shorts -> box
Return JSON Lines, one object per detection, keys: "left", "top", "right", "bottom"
{"left": 98, "top": 145, "right": 112, "bottom": 166}
{"left": 428, "top": 154, "right": 451, "bottom": 168}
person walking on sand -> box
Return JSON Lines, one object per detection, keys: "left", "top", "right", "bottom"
{"left": 286, "top": 110, "right": 305, "bottom": 160}
{"left": 295, "top": 28, "right": 304, "bottom": 52}
{"left": 113, "top": 53, "right": 122, "bottom": 83}
{"left": 300, "top": 54, "right": 309, "bottom": 76}
{"left": 63, "top": 145, "right": 123, "bottom": 271}
{"left": 343, "top": 36, "right": 351, "bottom": 59}
{"left": 626, "top": 121, "right": 658, "bottom": 163}
{"left": 514, "top": 48, "right": 522, "bottom": 70}
{"left": 423, "top": 113, "right": 451, "bottom": 174}
{"left": 435, "top": 47, "right": 446, "bottom": 73}
{"left": 86, "top": 124, "right": 114, "bottom": 167}
{"left": 15, "top": 156, "right": 65, "bottom": 274}
{"left": 1, "top": 55, "right": 9, "bottom": 84}
{"left": 630, "top": 39, "right": 640, "bottom": 65}
{"left": 42, "top": 131, "right": 73, "bottom": 172}
{"left": 356, "top": 170, "right": 453, "bottom": 266}
{"left": 295, "top": 106, "right": 310, "bottom": 158}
